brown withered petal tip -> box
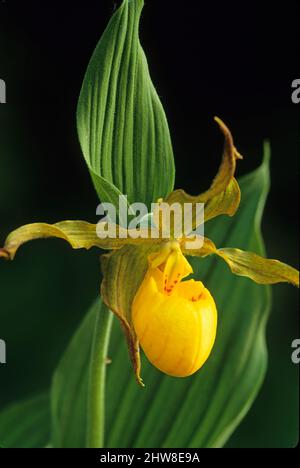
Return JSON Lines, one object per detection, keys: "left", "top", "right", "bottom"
{"left": 0, "top": 249, "right": 10, "bottom": 260}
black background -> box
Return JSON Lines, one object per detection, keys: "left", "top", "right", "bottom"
{"left": 0, "top": 0, "right": 299, "bottom": 447}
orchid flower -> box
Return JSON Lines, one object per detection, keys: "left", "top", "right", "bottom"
{"left": 1, "top": 118, "right": 298, "bottom": 387}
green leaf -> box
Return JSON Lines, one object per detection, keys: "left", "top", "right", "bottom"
{"left": 104, "top": 144, "right": 272, "bottom": 448}
{"left": 51, "top": 298, "right": 112, "bottom": 448}
{"left": 77, "top": 0, "right": 175, "bottom": 207}
{"left": 0, "top": 393, "right": 50, "bottom": 448}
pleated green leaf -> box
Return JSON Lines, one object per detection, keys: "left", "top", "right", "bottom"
{"left": 77, "top": 0, "right": 175, "bottom": 207}
{"left": 51, "top": 303, "right": 95, "bottom": 448}
{"left": 105, "top": 146, "right": 272, "bottom": 448}
{"left": 51, "top": 298, "right": 112, "bottom": 448}
{"left": 0, "top": 394, "right": 50, "bottom": 448}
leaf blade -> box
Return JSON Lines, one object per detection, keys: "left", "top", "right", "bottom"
{"left": 77, "top": 0, "right": 175, "bottom": 207}
{"left": 51, "top": 303, "right": 95, "bottom": 448}
{"left": 0, "top": 393, "right": 50, "bottom": 448}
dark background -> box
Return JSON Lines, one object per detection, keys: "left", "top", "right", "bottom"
{"left": 0, "top": 0, "right": 299, "bottom": 447}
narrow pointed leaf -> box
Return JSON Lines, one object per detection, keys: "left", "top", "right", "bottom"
{"left": 77, "top": 0, "right": 175, "bottom": 207}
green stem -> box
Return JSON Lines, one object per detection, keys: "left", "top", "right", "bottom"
{"left": 86, "top": 303, "right": 113, "bottom": 448}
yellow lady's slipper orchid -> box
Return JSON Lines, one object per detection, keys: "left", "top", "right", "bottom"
{"left": 1, "top": 118, "right": 299, "bottom": 387}
{"left": 132, "top": 242, "right": 217, "bottom": 377}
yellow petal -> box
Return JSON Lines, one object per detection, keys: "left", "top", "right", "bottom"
{"left": 132, "top": 267, "right": 217, "bottom": 377}
{"left": 216, "top": 248, "right": 299, "bottom": 287}
{"left": 148, "top": 241, "right": 193, "bottom": 293}
{"left": 0, "top": 221, "right": 160, "bottom": 260}
{"left": 162, "top": 247, "right": 193, "bottom": 294}
{"left": 163, "top": 117, "right": 242, "bottom": 229}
